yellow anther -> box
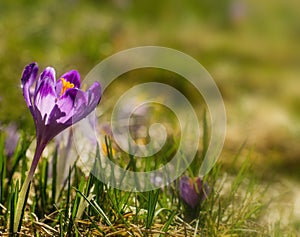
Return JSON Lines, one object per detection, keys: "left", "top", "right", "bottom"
{"left": 101, "top": 142, "right": 115, "bottom": 157}
{"left": 189, "top": 178, "right": 194, "bottom": 188}
{"left": 60, "top": 78, "right": 74, "bottom": 96}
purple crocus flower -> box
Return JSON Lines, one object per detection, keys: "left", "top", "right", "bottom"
{"left": 179, "top": 176, "right": 208, "bottom": 208}
{"left": 4, "top": 123, "right": 20, "bottom": 158}
{"left": 14, "top": 62, "right": 101, "bottom": 232}
{"left": 21, "top": 62, "right": 101, "bottom": 177}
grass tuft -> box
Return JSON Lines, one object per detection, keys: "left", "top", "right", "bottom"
{"left": 0, "top": 121, "right": 296, "bottom": 236}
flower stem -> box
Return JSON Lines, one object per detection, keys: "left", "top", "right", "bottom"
{"left": 13, "top": 141, "right": 46, "bottom": 233}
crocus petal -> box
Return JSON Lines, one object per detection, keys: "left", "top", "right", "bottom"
{"left": 68, "top": 89, "right": 89, "bottom": 124}
{"left": 60, "top": 70, "right": 81, "bottom": 88}
{"left": 45, "top": 105, "right": 69, "bottom": 141}
{"left": 21, "top": 63, "right": 38, "bottom": 110}
{"left": 35, "top": 67, "right": 56, "bottom": 95}
{"left": 41, "top": 67, "right": 56, "bottom": 82}
{"left": 179, "top": 176, "right": 203, "bottom": 208}
{"left": 55, "top": 80, "right": 63, "bottom": 97}
{"left": 4, "top": 123, "right": 20, "bottom": 158}
{"left": 48, "top": 104, "right": 67, "bottom": 124}
{"left": 56, "top": 88, "right": 81, "bottom": 123}
{"left": 87, "top": 81, "right": 102, "bottom": 108}
{"left": 34, "top": 105, "right": 67, "bottom": 145}
{"left": 71, "top": 82, "right": 101, "bottom": 124}
{"left": 34, "top": 77, "right": 56, "bottom": 124}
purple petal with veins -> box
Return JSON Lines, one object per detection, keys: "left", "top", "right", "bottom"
{"left": 35, "top": 67, "right": 56, "bottom": 95}
{"left": 34, "top": 77, "right": 56, "bottom": 124}
{"left": 21, "top": 62, "right": 38, "bottom": 111}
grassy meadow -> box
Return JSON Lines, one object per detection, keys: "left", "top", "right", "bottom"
{"left": 0, "top": 0, "right": 299, "bottom": 236}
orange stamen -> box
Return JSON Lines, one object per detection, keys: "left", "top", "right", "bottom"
{"left": 60, "top": 78, "right": 74, "bottom": 96}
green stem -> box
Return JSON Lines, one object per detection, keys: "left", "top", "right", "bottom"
{"left": 13, "top": 141, "right": 46, "bottom": 233}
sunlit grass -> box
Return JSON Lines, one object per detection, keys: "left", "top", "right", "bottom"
{"left": 0, "top": 0, "right": 299, "bottom": 235}
{"left": 0, "top": 122, "right": 296, "bottom": 236}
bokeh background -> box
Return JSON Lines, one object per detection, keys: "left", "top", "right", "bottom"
{"left": 0, "top": 0, "right": 299, "bottom": 183}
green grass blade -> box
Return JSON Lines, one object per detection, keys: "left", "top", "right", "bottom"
{"left": 71, "top": 176, "right": 86, "bottom": 220}
{"left": 160, "top": 210, "right": 176, "bottom": 235}
{"left": 146, "top": 190, "right": 160, "bottom": 229}
{"left": 0, "top": 133, "right": 6, "bottom": 205}
{"left": 74, "top": 187, "right": 114, "bottom": 228}
{"left": 51, "top": 146, "right": 58, "bottom": 205}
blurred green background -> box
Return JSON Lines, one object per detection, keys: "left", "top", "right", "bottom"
{"left": 0, "top": 0, "right": 299, "bottom": 175}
